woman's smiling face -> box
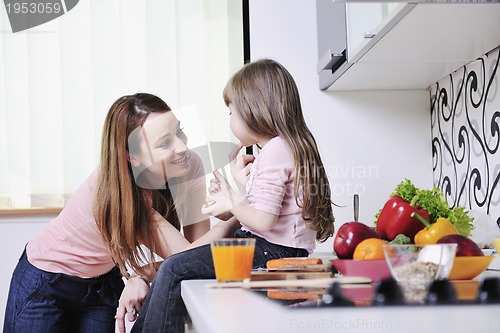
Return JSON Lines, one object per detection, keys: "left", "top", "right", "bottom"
{"left": 129, "top": 111, "right": 190, "bottom": 188}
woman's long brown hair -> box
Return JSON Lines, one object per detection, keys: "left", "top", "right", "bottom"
{"left": 223, "top": 59, "right": 335, "bottom": 242}
{"left": 94, "top": 93, "right": 181, "bottom": 280}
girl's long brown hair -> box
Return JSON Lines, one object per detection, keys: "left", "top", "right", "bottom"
{"left": 94, "top": 93, "right": 181, "bottom": 280}
{"left": 223, "top": 59, "right": 335, "bottom": 242}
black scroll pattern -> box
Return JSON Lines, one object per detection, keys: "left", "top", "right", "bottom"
{"left": 430, "top": 46, "right": 500, "bottom": 228}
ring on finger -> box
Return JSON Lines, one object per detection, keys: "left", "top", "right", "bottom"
{"left": 127, "top": 307, "right": 137, "bottom": 315}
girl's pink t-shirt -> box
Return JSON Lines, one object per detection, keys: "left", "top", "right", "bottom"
{"left": 242, "top": 136, "right": 316, "bottom": 252}
{"left": 27, "top": 152, "right": 205, "bottom": 278}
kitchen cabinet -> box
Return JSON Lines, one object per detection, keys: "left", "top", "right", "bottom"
{"left": 317, "top": 1, "right": 500, "bottom": 91}
{"left": 345, "top": 2, "right": 403, "bottom": 58}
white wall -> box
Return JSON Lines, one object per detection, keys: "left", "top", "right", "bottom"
{"left": 0, "top": 216, "right": 49, "bottom": 327}
{"left": 248, "top": 0, "right": 433, "bottom": 253}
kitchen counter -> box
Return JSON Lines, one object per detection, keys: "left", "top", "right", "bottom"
{"left": 182, "top": 278, "right": 500, "bottom": 333}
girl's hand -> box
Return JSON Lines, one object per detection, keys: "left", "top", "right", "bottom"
{"left": 208, "top": 177, "right": 221, "bottom": 195}
{"left": 207, "top": 176, "right": 233, "bottom": 220}
{"left": 115, "top": 276, "right": 150, "bottom": 333}
{"left": 229, "top": 143, "right": 255, "bottom": 192}
{"left": 202, "top": 170, "right": 242, "bottom": 217}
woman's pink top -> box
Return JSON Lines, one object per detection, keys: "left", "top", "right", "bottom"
{"left": 27, "top": 152, "right": 205, "bottom": 278}
{"left": 242, "top": 136, "right": 316, "bottom": 252}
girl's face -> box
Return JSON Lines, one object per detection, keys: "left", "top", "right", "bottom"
{"left": 228, "top": 103, "right": 257, "bottom": 146}
{"left": 129, "top": 111, "right": 190, "bottom": 187}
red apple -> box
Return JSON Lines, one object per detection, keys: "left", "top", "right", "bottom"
{"left": 437, "top": 234, "right": 483, "bottom": 257}
{"left": 334, "top": 222, "right": 381, "bottom": 259}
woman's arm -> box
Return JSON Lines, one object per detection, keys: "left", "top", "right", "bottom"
{"left": 183, "top": 220, "right": 210, "bottom": 242}
{"left": 182, "top": 181, "right": 211, "bottom": 242}
{"left": 181, "top": 148, "right": 219, "bottom": 242}
{"left": 155, "top": 211, "right": 240, "bottom": 258}
{"left": 190, "top": 216, "right": 240, "bottom": 246}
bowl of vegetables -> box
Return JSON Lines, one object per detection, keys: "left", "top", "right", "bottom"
{"left": 449, "top": 256, "right": 495, "bottom": 280}
{"left": 436, "top": 234, "right": 495, "bottom": 280}
{"left": 330, "top": 259, "right": 392, "bottom": 282}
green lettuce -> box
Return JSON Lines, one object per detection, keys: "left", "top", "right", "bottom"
{"left": 379, "top": 179, "right": 474, "bottom": 237}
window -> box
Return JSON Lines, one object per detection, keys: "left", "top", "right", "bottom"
{"left": 0, "top": 0, "right": 243, "bottom": 209}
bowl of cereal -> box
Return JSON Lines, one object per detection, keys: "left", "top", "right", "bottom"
{"left": 382, "top": 244, "right": 457, "bottom": 303}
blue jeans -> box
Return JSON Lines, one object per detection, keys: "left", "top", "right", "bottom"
{"left": 131, "top": 229, "right": 309, "bottom": 333}
{"left": 3, "top": 248, "right": 125, "bottom": 333}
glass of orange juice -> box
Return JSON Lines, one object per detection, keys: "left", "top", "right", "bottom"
{"left": 493, "top": 238, "right": 500, "bottom": 254}
{"left": 211, "top": 238, "right": 256, "bottom": 282}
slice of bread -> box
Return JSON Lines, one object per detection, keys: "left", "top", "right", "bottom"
{"left": 266, "top": 257, "right": 323, "bottom": 269}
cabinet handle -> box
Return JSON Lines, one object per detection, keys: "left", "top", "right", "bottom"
{"left": 364, "top": 30, "right": 376, "bottom": 38}
{"left": 317, "top": 49, "right": 346, "bottom": 74}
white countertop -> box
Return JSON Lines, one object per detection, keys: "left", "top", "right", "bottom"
{"left": 182, "top": 279, "right": 500, "bottom": 333}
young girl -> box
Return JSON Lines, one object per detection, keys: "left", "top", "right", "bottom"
{"left": 3, "top": 93, "right": 239, "bottom": 333}
{"left": 131, "top": 59, "right": 335, "bottom": 333}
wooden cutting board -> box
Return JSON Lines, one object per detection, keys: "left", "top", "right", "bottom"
{"left": 205, "top": 276, "right": 371, "bottom": 289}
{"left": 265, "top": 264, "right": 332, "bottom": 272}
{"left": 250, "top": 271, "right": 333, "bottom": 281}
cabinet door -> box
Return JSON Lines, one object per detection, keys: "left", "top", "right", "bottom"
{"left": 316, "top": 0, "right": 347, "bottom": 85}
{"left": 346, "top": 3, "right": 398, "bottom": 59}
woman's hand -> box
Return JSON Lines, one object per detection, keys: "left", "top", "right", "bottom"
{"left": 115, "top": 276, "right": 150, "bottom": 333}
{"left": 229, "top": 143, "right": 255, "bottom": 193}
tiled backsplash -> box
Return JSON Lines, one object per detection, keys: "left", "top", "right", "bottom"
{"left": 430, "top": 45, "right": 500, "bottom": 236}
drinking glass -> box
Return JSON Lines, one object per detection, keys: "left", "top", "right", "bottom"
{"left": 211, "top": 238, "right": 256, "bottom": 282}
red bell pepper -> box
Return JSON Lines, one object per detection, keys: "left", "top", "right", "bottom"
{"left": 376, "top": 195, "right": 430, "bottom": 241}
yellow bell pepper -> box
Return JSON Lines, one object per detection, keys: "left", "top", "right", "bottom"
{"left": 412, "top": 212, "right": 458, "bottom": 245}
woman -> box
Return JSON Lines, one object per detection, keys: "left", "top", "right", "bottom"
{"left": 3, "top": 93, "right": 239, "bottom": 333}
